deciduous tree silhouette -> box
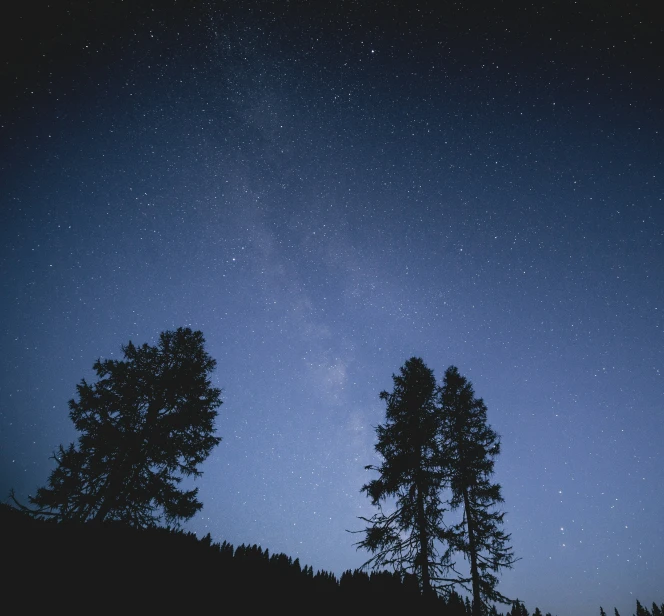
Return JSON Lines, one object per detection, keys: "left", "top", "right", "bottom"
{"left": 12, "top": 327, "right": 222, "bottom": 527}
{"left": 355, "top": 357, "right": 451, "bottom": 596}
{"left": 439, "top": 366, "right": 516, "bottom": 615}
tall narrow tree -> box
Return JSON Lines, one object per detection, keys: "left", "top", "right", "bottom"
{"left": 12, "top": 327, "right": 222, "bottom": 527}
{"left": 439, "top": 366, "right": 516, "bottom": 615}
{"left": 356, "top": 357, "right": 450, "bottom": 596}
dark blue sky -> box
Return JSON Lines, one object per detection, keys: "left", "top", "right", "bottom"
{"left": 1, "top": 2, "right": 662, "bottom": 615}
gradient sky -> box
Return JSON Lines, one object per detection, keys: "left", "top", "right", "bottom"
{"left": 1, "top": 3, "right": 662, "bottom": 615}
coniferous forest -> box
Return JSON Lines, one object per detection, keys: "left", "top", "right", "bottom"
{"left": 3, "top": 504, "right": 660, "bottom": 616}
{"left": 4, "top": 329, "right": 661, "bottom": 615}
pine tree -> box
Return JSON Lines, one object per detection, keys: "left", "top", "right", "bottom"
{"left": 355, "top": 357, "right": 450, "bottom": 596}
{"left": 439, "top": 366, "right": 516, "bottom": 615}
{"left": 13, "top": 327, "right": 222, "bottom": 527}
{"left": 510, "top": 600, "right": 526, "bottom": 616}
{"left": 601, "top": 608, "right": 607, "bottom": 616}
{"left": 636, "top": 600, "right": 651, "bottom": 616}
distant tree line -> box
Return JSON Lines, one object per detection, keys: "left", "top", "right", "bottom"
{"left": 604, "top": 602, "right": 664, "bottom": 616}
{"left": 0, "top": 503, "right": 474, "bottom": 612}
{"left": 4, "top": 503, "right": 658, "bottom": 615}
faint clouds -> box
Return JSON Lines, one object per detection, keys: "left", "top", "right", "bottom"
{"left": 307, "top": 357, "right": 348, "bottom": 402}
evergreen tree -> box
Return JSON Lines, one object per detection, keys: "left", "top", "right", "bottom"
{"left": 652, "top": 604, "right": 662, "bottom": 616}
{"left": 13, "top": 328, "right": 222, "bottom": 527}
{"left": 616, "top": 609, "right": 621, "bottom": 616}
{"left": 636, "top": 601, "right": 651, "bottom": 616}
{"left": 439, "top": 366, "right": 516, "bottom": 615}
{"left": 355, "top": 358, "right": 450, "bottom": 596}
{"left": 601, "top": 608, "right": 607, "bottom": 616}
{"left": 447, "top": 590, "right": 469, "bottom": 616}
{"left": 533, "top": 608, "right": 543, "bottom": 616}
{"left": 511, "top": 601, "right": 528, "bottom": 616}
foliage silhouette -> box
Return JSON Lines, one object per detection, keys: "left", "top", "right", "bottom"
{"left": 11, "top": 328, "right": 222, "bottom": 527}
{"left": 356, "top": 358, "right": 516, "bottom": 609}
{"left": 354, "top": 357, "right": 452, "bottom": 596}
{"left": 440, "top": 366, "right": 517, "bottom": 614}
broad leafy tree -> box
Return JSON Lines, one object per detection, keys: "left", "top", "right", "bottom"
{"left": 13, "top": 327, "right": 222, "bottom": 527}
{"left": 355, "top": 357, "right": 450, "bottom": 596}
{"left": 439, "top": 366, "right": 516, "bottom": 615}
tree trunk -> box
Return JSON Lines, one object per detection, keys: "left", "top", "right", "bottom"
{"left": 93, "top": 402, "right": 160, "bottom": 522}
{"left": 464, "top": 488, "right": 482, "bottom": 616}
{"left": 416, "top": 483, "right": 432, "bottom": 596}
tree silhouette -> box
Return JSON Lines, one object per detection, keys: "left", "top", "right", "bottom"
{"left": 439, "top": 366, "right": 516, "bottom": 615}
{"left": 509, "top": 600, "right": 528, "bottom": 616}
{"left": 355, "top": 357, "right": 451, "bottom": 596}
{"left": 13, "top": 327, "right": 222, "bottom": 527}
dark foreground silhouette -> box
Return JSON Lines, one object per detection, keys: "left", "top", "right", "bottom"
{"left": 4, "top": 504, "right": 660, "bottom": 616}
{"left": 2, "top": 503, "right": 453, "bottom": 612}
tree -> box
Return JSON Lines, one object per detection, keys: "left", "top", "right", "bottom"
{"left": 636, "top": 601, "right": 651, "bottom": 616}
{"left": 439, "top": 366, "right": 516, "bottom": 615}
{"left": 13, "top": 327, "right": 222, "bottom": 527}
{"left": 509, "top": 600, "right": 528, "bottom": 616}
{"left": 355, "top": 357, "right": 450, "bottom": 596}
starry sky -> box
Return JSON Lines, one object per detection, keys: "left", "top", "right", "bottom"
{"left": 1, "top": 2, "right": 662, "bottom": 614}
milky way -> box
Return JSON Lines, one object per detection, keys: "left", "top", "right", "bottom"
{"left": 1, "top": 3, "right": 662, "bottom": 615}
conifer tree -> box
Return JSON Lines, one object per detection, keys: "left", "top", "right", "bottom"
{"left": 356, "top": 357, "right": 450, "bottom": 596}
{"left": 439, "top": 366, "right": 516, "bottom": 615}
{"left": 636, "top": 601, "right": 651, "bottom": 616}
{"left": 13, "top": 327, "right": 222, "bottom": 527}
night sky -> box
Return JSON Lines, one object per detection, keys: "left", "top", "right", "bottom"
{"left": 1, "top": 2, "right": 662, "bottom": 615}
